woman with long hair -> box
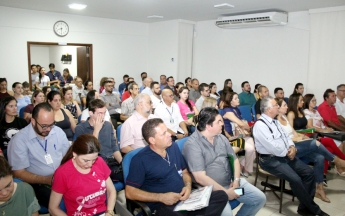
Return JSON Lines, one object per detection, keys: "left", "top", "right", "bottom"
{"left": 185, "top": 77, "right": 192, "bottom": 90}
{"left": 23, "top": 90, "right": 45, "bottom": 122}
{"left": 222, "top": 91, "right": 256, "bottom": 177}
{"left": 0, "top": 78, "right": 13, "bottom": 101}
{"left": 60, "top": 68, "right": 74, "bottom": 87}
{"left": 253, "top": 83, "right": 261, "bottom": 100}
{"left": 209, "top": 82, "right": 220, "bottom": 100}
{"left": 174, "top": 82, "right": 184, "bottom": 99}
{"left": 49, "top": 134, "right": 116, "bottom": 215}
{"left": 83, "top": 80, "right": 93, "bottom": 96}
{"left": 81, "top": 90, "right": 111, "bottom": 122}
{"left": 60, "top": 87, "right": 81, "bottom": 120}
{"left": 0, "top": 96, "right": 28, "bottom": 158}
{"left": 292, "top": 83, "right": 304, "bottom": 95}
{"left": 12, "top": 82, "right": 31, "bottom": 115}
{"left": 277, "top": 98, "right": 345, "bottom": 203}
{"left": 35, "top": 67, "right": 50, "bottom": 90}
{"left": 47, "top": 91, "right": 76, "bottom": 141}
{"left": 0, "top": 157, "right": 40, "bottom": 215}
{"left": 177, "top": 87, "right": 199, "bottom": 125}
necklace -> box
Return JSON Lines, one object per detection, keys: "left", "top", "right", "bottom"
{"left": 162, "top": 151, "right": 170, "bottom": 166}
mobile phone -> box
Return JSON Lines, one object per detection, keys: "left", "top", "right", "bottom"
{"left": 234, "top": 188, "right": 244, "bottom": 196}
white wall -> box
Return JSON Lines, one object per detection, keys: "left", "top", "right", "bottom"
{"left": 49, "top": 46, "right": 80, "bottom": 77}
{"left": 192, "top": 11, "right": 310, "bottom": 95}
{"left": 0, "top": 6, "right": 148, "bottom": 90}
{"left": 30, "top": 45, "right": 50, "bottom": 69}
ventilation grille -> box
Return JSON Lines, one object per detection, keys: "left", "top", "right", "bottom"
{"left": 216, "top": 16, "right": 271, "bottom": 25}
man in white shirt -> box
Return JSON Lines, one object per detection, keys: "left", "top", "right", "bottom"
{"left": 31, "top": 64, "right": 39, "bottom": 89}
{"left": 150, "top": 81, "right": 162, "bottom": 111}
{"left": 154, "top": 89, "right": 188, "bottom": 141}
{"left": 335, "top": 84, "right": 345, "bottom": 118}
{"left": 253, "top": 96, "right": 329, "bottom": 216}
{"left": 141, "top": 77, "right": 153, "bottom": 96}
{"left": 72, "top": 76, "right": 86, "bottom": 107}
{"left": 195, "top": 83, "right": 210, "bottom": 111}
{"left": 120, "top": 82, "right": 139, "bottom": 121}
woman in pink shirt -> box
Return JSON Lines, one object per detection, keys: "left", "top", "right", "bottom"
{"left": 177, "top": 87, "right": 199, "bottom": 126}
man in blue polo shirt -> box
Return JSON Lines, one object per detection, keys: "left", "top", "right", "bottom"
{"left": 46, "top": 63, "right": 62, "bottom": 86}
{"left": 8, "top": 103, "right": 70, "bottom": 208}
{"left": 238, "top": 81, "right": 257, "bottom": 109}
{"left": 125, "top": 118, "right": 228, "bottom": 216}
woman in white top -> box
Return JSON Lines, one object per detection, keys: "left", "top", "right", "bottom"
{"left": 35, "top": 67, "right": 50, "bottom": 90}
{"left": 209, "top": 82, "right": 220, "bottom": 100}
{"left": 276, "top": 98, "right": 345, "bottom": 203}
{"left": 81, "top": 90, "right": 111, "bottom": 122}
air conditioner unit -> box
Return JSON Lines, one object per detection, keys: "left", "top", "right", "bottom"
{"left": 215, "top": 12, "right": 288, "bottom": 29}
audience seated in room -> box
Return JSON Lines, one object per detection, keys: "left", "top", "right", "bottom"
{"left": 255, "top": 85, "right": 269, "bottom": 119}
{"left": 100, "top": 79, "right": 122, "bottom": 128}
{"left": 75, "top": 99, "right": 123, "bottom": 182}
{"left": 0, "top": 96, "right": 28, "bottom": 159}
{"left": 46, "top": 63, "right": 62, "bottom": 87}
{"left": 81, "top": 90, "right": 111, "bottom": 122}
{"left": 47, "top": 91, "right": 76, "bottom": 142}
{"left": 253, "top": 96, "right": 329, "bottom": 216}
{"left": 61, "top": 87, "right": 82, "bottom": 120}
{"left": 0, "top": 157, "right": 40, "bottom": 215}
{"left": 7, "top": 103, "right": 70, "bottom": 208}
{"left": 195, "top": 83, "right": 210, "bottom": 111}
{"left": 125, "top": 118, "right": 229, "bottom": 216}
{"left": 154, "top": 89, "right": 188, "bottom": 142}
{"left": 222, "top": 91, "right": 256, "bottom": 177}
{"left": 188, "top": 78, "right": 200, "bottom": 103}
{"left": 120, "top": 93, "right": 156, "bottom": 154}
{"left": 35, "top": 67, "right": 50, "bottom": 91}
{"left": 238, "top": 81, "right": 257, "bottom": 109}
{"left": 49, "top": 134, "right": 117, "bottom": 216}
{"left": 120, "top": 82, "right": 139, "bottom": 121}
{"left": 12, "top": 82, "right": 31, "bottom": 115}
{"left": 24, "top": 90, "right": 45, "bottom": 122}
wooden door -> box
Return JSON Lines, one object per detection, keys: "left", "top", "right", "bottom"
{"left": 77, "top": 46, "right": 89, "bottom": 82}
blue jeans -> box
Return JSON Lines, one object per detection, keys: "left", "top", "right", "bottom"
{"left": 295, "top": 139, "right": 334, "bottom": 184}
{"left": 221, "top": 178, "right": 266, "bottom": 216}
{"left": 259, "top": 155, "right": 321, "bottom": 215}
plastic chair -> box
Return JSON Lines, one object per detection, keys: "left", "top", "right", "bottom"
{"left": 13, "top": 178, "right": 67, "bottom": 213}
{"left": 238, "top": 106, "right": 252, "bottom": 122}
{"left": 251, "top": 104, "right": 257, "bottom": 121}
{"left": 176, "top": 137, "right": 189, "bottom": 151}
{"left": 117, "top": 124, "right": 122, "bottom": 144}
{"left": 218, "top": 109, "right": 224, "bottom": 116}
{"left": 19, "top": 107, "right": 26, "bottom": 119}
{"left": 122, "top": 148, "right": 152, "bottom": 216}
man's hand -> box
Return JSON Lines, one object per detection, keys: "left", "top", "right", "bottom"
{"left": 179, "top": 186, "right": 191, "bottom": 201}
{"left": 286, "top": 146, "right": 297, "bottom": 160}
{"left": 93, "top": 114, "right": 105, "bottom": 132}
{"left": 226, "top": 187, "right": 240, "bottom": 200}
{"left": 158, "top": 192, "right": 181, "bottom": 205}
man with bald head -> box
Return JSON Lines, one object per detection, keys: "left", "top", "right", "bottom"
{"left": 154, "top": 89, "right": 188, "bottom": 141}
{"left": 189, "top": 78, "right": 201, "bottom": 103}
{"left": 120, "top": 93, "right": 156, "bottom": 154}
{"left": 141, "top": 77, "right": 153, "bottom": 96}
{"left": 8, "top": 103, "right": 70, "bottom": 208}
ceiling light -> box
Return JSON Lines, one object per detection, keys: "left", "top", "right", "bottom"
{"left": 147, "top": 15, "right": 164, "bottom": 19}
{"left": 214, "top": 3, "right": 234, "bottom": 9}
{"left": 68, "top": 3, "right": 87, "bottom": 10}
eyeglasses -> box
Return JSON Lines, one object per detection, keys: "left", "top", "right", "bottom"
{"left": 168, "top": 95, "right": 174, "bottom": 98}
{"left": 338, "top": 90, "right": 345, "bottom": 92}
{"left": 35, "top": 120, "right": 55, "bottom": 130}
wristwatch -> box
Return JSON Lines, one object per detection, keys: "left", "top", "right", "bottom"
{"left": 234, "top": 177, "right": 240, "bottom": 183}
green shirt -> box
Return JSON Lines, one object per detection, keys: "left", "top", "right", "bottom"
{"left": 0, "top": 182, "right": 40, "bottom": 216}
{"left": 238, "top": 91, "right": 257, "bottom": 109}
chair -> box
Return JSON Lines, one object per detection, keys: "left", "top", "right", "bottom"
{"left": 117, "top": 124, "right": 122, "bottom": 144}
{"left": 13, "top": 178, "right": 67, "bottom": 213}
{"left": 237, "top": 106, "right": 252, "bottom": 122}
{"left": 122, "top": 148, "right": 152, "bottom": 216}
{"left": 77, "top": 114, "right": 82, "bottom": 124}
{"left": 19, "top": 107, "right": 26, "bottom": 119}
{"left": 251, "top": 104, "right": 257, "bottom": 121}
{"left": 176, "top": 137, "right": 189, "bottom": 151}
{"left": 254, "top": 154, "right": 294, "bottom": 213}
{"left": 218, "top": 109, "right": 224, "bottom": 116}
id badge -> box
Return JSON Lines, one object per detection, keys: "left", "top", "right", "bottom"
{"left": 170, "top": 118, "right": 174, "bottom": 124}
{"left": 45, "top": 154, "right": 54, "bottom": 164}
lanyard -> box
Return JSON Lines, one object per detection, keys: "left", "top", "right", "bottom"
{"left": 37, "top": 138, "right": 48, "bottom": 154}
{"left": 166, "top": 106, "right": 173, "bottom": 117}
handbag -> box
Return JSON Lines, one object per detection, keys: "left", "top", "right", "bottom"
{"left": 234, "top": 120, "right": 251, "bottom": 137}
{"left": 103, "top": 157, "right": 124, "bottom": 182}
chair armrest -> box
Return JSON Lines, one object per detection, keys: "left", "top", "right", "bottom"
{"left": 126, "top": 199, "right": 152, "bottom": 216}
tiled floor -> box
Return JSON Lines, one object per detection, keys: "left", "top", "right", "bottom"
{"left": 41, "top": 163, "right": 345, "bottom": 216}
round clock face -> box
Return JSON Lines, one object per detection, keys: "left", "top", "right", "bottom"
{"left": 53, "top": 21, "right": 69, "bottom": 37}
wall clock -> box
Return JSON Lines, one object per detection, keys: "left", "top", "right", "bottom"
{"left": 53, "top": 20, "right": 69, "bottom": 37}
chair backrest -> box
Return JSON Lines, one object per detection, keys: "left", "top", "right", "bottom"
{"left": 19, "top": 107, "right": 26, "bottom": 119}
{"left": 238, "top": 105, "right": 252, "bottom": 122}
{"left": 77, "top": 115, "right": 82, "bottom": 124}
{"left": 218, "top": 109, "right": 224, "bottom": 116}
{"left": 117, "top": 124, "right": 122, "bottom": 143}
{"left": 122, "top": 147, "right": 144, "bottom": 182}
{"left": 176, "top": 137, "right": 189, "bottom": 152}
{"left": 251, "top": 104, "right": 256, "bottom": 121}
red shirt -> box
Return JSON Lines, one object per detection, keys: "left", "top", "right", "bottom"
{"left": 122, "top": 91, "right": 130, "bottom": 102}
{"left": 317, "top": 100, "right": 340, "bottom": 126}
{"left": 52, "top": 157, "right": 111, "bottom": 216}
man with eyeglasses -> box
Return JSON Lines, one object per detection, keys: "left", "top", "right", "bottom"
{"left": 195, "top": 83, "right": 210, "bottom": 111}
{"left": 154, "top": 89, "right": 188, "bottom": 142}
{"left": 100, "top": 80, "right": 122, "bottom": 128}
{"left": 7, "top": 103, "right": 70, "bottom": 209}
{"left": 120, "top": 93, "right": 156, "bottom": 154}
{"left": 72, "top": 76, "right": 86, "bottom": 108}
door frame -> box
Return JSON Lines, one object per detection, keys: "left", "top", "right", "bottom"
{"left": 27, "top": 41, "right": 93, "bottom": 88}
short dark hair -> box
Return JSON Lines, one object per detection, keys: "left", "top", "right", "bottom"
{"left": 89, "top": 99, "right": 105, "bottom": 113}
{"left": 160, "top": 75, "right": 166, "bottom": 78}
{"left": 12, "top": 82, "right": 21, "bottom": 89}
{"left": 0, "top": 156, "right": 13, "bottom": 178}
{"left": 128, "top": 83, "right": 137, "bottom": 94}
{"left": 337, "top": 84, "right": 345, "bottom": 90}
{"left": 84, "top": 80, "right": 92, "bottom": 90}
{"left": 103, "top": 80, "right": 113, "bottom": 86}
{"left": 48, "top": 63, "right": 55, "bottom": 68}
{"left": 241, "top": 81, "right": 249, "bottom": 88}
{"left": 31, "top": 64, "right": 36, "bottom": 69}
{"left": 185, "top": 77, "right": 191, "bottom": 84}
{"left": 42, "top": 86, "right": 51, "bottom": 95}
{"left": 22, "top": 81, "right": 30, "bottom": 88}
{"left": 323, "top": 89, "right": 335, "bottom": 100}
{"left": 150, "top": 81, "right": 159, "bottom": 89}
{"left": 274, "top": 87, "right": 283, "bottom": 94}
{"left": 167, "top": 76, "right": 174, "bottom": 82}
{"left": 123, "top": 74, "right": 129, "bottom": 79}
{"left": 142, "top": 118, "right": 164, "bottom": 145}
{"left": 198, "top": 83, "right": 209, "bottom": 93}
{"left": 46, "top": 90, "right": 61, "bottom": 103}
{"left": 197, "top": 107, "right": 219, "bottom": 131}
{"left": 141, "top": 72, "right": 147, "bottom": 78}
{"left": 32, "top": 102, "right": 53, "bottom": 119}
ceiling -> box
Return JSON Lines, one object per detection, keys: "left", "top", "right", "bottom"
{"left": 1, "top": 0, "right": 345, "bottom": 23}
